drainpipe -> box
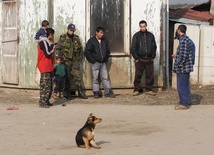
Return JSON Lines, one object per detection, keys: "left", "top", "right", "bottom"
{"left": 162, "top": 0, "right": 169, "bottom": 89}
{"left": 48, "top": 0, "right": 54, "bottom": 27}
{"left": 166, "top": 0, "right": 169, "bottom": 88}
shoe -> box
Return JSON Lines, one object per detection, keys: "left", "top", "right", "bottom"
{"left": 59, "top": 92, "right": 64, "bottom": 98}
{"left": 145, "top": 91, "right": 156, "bottom": 96}
{"left": 175, "top": 103, "right": 180, "bottom": 107}
{"left": 99, "top": 90, "right": 103, "bottom": 98}
{"left": 39, "top": 104, "right": 50, "bottom": 108}
{"left": 47, "top": 102, "right": 53, "bottom": 106}
{"left": 105, "top": 90, "right": 116, "bottom": 98}
{"left": 133, "top": 91, "right": 139, "bottom": 96}
{"left": 175, "top": 105, "right": 188, "bottom": 110}
{"left": 94, "top": 91, "right": 100, "bottom": 99}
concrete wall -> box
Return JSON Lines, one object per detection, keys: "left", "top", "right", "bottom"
{"left": 0, "top": 0, "right": 163, "bottom": 89}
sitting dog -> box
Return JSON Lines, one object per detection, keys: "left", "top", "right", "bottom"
{"left": 75, "top": 113, "right": 102, "bottom": 149}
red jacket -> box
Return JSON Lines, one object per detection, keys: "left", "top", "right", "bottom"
{"left": 37, "top": 40, "right": 54, "bottom": 73}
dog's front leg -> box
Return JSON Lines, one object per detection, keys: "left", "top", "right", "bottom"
{"left": 90, "top": 139, "right": 101, "bottom": 149}
{"left": 83, "top": 137, "right": 90, "bottom": 149}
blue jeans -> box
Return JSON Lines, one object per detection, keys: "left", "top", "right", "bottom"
{"left": 90, "top": 62, "right": 111, "bottom": 94}
{"left": 177, "top": 73, "right": 190, "bottom": 106}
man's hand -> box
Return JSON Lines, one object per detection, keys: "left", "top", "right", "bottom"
{"left": 172, "top": 53, "right": 176, "bottom": 58}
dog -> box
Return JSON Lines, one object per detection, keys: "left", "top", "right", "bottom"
{"left": 75, "top": 113, "right": 102, "bottom": 149}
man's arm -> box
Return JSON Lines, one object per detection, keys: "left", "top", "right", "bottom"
{"left": 39, "top": 41, "right": 55, "bottom": 58}
{"left": 151, "top": 34, "right": 157, "bottom": 59}
{"left": 85, "top": 40, "right": 96, "bottom": 64}
{"left": 177, "top": 40, "right": 188, "bottom": 67}
{"left": 131, "top": 34, "right": 139, "bottom": 60}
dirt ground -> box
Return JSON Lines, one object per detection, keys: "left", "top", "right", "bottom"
{"left": 0, "top": 86, "right": 214, "bottom": 155}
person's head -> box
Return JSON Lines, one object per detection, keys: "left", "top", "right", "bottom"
{"left": 46, "top": 28, "right": 55, "bottom": 41}
{"left": 67, "top": 23, "right": 76, "bottom": 35}
{"left": 42, "top": 20, "right": 49, "bottom": 29}
{"left": 55, "top": 54, "right": 63, "bottom": 64}
{"left": 56, "top": 57, "right": 62, "bottom": 64}
{"left": 177, "top": 25, "right": 187, "bottom": 36}
{"left": 139, "top": 20, "right": 147, "bottom": 32}
{"left": 95, "top": 26, "right": 105, "bottom": 39}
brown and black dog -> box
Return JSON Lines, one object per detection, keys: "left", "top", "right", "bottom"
{"left": 75, "top": 113, "right": 102, "bottom": 149}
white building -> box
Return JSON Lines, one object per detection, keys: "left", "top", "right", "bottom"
{"left": 0, "top": 0, "right": 165, "bottom": 90}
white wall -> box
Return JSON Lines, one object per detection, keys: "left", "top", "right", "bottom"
{"left": 0, "top": 0, "right": 2, "bottom": 84}
{"left": 131, "top": 0, "right": 162, "bottom": 86}
{"left": 172, "top": 24, "right": 214, "bottom": 88}
{"left": 0, "top": 0, "right": 163, "bottom": 88}
{"left": 199, "top": 25, "right": 214, "bottom": 85}
{"left": 53, "top": 0, "right": 86, "bottom": 45}
{"left": 18, "top": 0, "right": 49, "bottom": 87}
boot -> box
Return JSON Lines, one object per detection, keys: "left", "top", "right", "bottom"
{"left": 65, "top": 89, "right": 74, "bottom": 100}
{"left": 78, "top": 86, "right": 88, "bottom": 99}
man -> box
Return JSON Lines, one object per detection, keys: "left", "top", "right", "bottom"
{"left": 85, "top": 26, "right": 115, "bottom": 98}
{"left": 37, "top": 28, "right": 55, "bottom": 108}
{"left": 55, "top": 23, "right": 88, "bottom": 99}
{"left": 172, "top": 25, "right": 195, "bottom": 110}
{"left": 131, "top": 20, "right": 157, "bottom": 96}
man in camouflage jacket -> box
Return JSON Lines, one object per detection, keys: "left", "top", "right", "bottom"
{"left": 55, "top": 24, "right": 87, "bottom": 99}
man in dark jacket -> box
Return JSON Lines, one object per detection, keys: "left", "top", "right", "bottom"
{"left": 85, "top": 26, "right": 115, "bottom": 98}
{"left": 131, "top": 20, "right": 157, "bottom": 96}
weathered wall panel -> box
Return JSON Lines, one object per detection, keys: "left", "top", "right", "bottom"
{"left": 53, "top": 0, "right": 86, "bottom": 45}
{"left": 131, "top": 0, "right": 162, "bottom": 87}
{"left": 18, "top": 0, "right": 49, "bottom": 88}
{"left": 0, "top": 0, "right": 2, "bottom": 84}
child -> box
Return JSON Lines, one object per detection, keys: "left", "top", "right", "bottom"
{"left": 34, "top": 20, "right": 49, "bottom": 43}
{"left": 53, "top": 54, "right": 66, "bottom": 99}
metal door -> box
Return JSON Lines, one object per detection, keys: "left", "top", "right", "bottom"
{"left": 2, "top": 0, "right": 19, "bottom": 85}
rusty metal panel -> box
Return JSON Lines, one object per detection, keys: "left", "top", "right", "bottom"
{"left": 2, "top": 0, "right": 18, "bottom": 84}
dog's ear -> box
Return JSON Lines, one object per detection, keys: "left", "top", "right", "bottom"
{"left": 87, "top": 114, "right": 93, "bottom": 124}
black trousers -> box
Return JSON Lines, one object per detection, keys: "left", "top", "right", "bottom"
{"left": 54, "top": 76, "right": 65, "bottom": 93}
{"left": 134, "top": 59, "right": 154, "bottom": 92}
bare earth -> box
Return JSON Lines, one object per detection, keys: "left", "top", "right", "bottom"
{"left": 0, "top": 86, "right": 214, "bottom": 155}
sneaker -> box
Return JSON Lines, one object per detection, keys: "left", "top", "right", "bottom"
{"left": 59, "top": 92, "right": 64, "bottom": 98}
{"left": 133, "top": 91, "right": 139, "bottom": 96}
{"left": 175, "top": 105, "right": 188, "bottom": 110}
{"left": 145, "top": 91, "right": 156, "bottom": 96}
{"left": 105, "top": 92, "right": 116, "bottom": 98}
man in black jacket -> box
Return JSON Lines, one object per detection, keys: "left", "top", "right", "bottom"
{"left": 85, "top": 26, "right": 115, "bottom": 98}
{"left": 131, "top": 20, "right": 157, "bottom": 96}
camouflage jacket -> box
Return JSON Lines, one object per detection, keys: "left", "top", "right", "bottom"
{"left": 55, "top": 34, "right": 83, "bottom": 60}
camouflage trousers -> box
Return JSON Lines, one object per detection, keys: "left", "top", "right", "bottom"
{"left": 39, "top": 72, "right": 53, "bottom": 106}
{"left": 65, "top": 59, "right": 82, "bottom": 90}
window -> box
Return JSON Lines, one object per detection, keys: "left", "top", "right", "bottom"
{"left": 87, "top": 0, "right": 130, "bottom": 55}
